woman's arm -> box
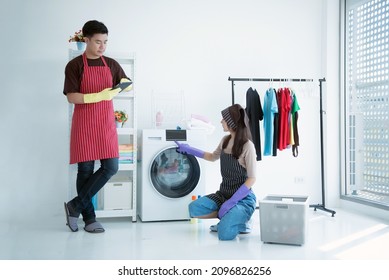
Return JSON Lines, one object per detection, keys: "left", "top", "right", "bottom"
{"left": 202, "top": 138, "right": 224, "bottom": 162}
{"left": 202, "top": 151, "right": 218, "bottom": 162}
{"left": 243, "top": 177, "right": 256, "bottom": 189}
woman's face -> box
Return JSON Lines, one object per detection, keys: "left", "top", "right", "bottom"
{"left": 221, "top": 119, "right": 229, "bottom": 132}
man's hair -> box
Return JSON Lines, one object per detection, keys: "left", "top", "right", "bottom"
{"left": 82, "top": 20, "right": 108, "bottom": 38}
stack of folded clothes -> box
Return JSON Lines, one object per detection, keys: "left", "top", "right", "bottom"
{"left": 119, "top": 144, "right": 134, "bottom": 164}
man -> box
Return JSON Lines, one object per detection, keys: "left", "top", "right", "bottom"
{"left": 63, "top": 20, "right": 132, "bottom": 233}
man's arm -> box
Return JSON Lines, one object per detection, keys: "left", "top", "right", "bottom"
{"left": 66, "top": 92, "right": 85, "bottom": 104}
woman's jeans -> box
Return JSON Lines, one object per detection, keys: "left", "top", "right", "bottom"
{"left": 189, "top": 192, "right": 256, "bottom": 240}
{"left": 71, "top": 158, "right": 118, "bottom": 222}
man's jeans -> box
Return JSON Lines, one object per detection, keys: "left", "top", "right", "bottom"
{"left": 71, "top": 158, "right": 118, "bottom": 222}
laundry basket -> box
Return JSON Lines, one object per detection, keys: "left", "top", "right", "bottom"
{"left": 259, "top": 195, "right": 308, "bottom": 245}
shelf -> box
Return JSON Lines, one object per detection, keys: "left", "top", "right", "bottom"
{"left": 118, "top": 163, "right": 136, "bottom": 170}
{"left": 96, "top": 209, "right": 136, "bottom": 221}
{"left": 117, "top": 127, "right": 135, "bottom": 135}
{"left": 68, "top": 49, "right": 135, "bottom": 61}
{"left": 93, "top": 162, "right": 135, "bottom": 171}
{"left": 115, "top": 91, "right": 135, "bottom": 99}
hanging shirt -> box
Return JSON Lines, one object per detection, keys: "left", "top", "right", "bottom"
{"left": 276, "top": 88, "right": 284, "bottom": 150}
{"left": 277, "top": 87, "right": 292, "bottom": 150}
{"left": 272, "top": 102, "right": 279, "bottom": 157}
{"left": 289, "top": 90, "right": 296, "bottom": 145}
{"left": 245, "top": 87, "right": 263, "bottom": 161}
{"left": 290, "top": 90, "right": 301, "bottom": 157}
{"left": 263, "top": 88, "right": 278, "bottom": 156}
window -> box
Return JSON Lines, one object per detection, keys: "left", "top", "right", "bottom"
{"left": 343, "top": 0, "right": 389, "bottom": 208}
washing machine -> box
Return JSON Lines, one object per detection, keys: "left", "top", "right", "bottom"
{"left": 137, "top": 129, "right": 206, "bottom": 222}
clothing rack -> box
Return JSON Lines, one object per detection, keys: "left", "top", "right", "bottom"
{"left": 228, "top": 76, "right": 336, "bottom": 217}
{"left": 228, "top": 77, "right": 314, "bottom": 104}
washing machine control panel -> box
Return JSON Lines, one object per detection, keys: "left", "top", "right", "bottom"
{"left": 166, "top": 129, "right": 187, "bottom": 141}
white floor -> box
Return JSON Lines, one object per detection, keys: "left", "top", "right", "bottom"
{"left": 1, "top": 208, "right": 389, "bottom": 260}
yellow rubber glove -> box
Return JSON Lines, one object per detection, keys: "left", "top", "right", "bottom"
{"left": 120, "top": 78, "right": 133, "bottom": 92}
{"left": 83, "top": 87, "right": 121, "bottom": 104}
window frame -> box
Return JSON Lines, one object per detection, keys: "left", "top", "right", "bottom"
{"left": 340, "top": 0, "right": 389, "bottom": 210}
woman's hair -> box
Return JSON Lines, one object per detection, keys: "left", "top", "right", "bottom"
{"left": 82, "top": 20, "right": 108, "bottom": 38}
{"left": 221, "top": 104, "right": 252, "bottom": 158}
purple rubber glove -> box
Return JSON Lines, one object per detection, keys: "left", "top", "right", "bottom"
{"left": 174, "top": 141, "right": 205, "bottom": 158}
{"left": 218, "top": 184, "right": 251, "bottom": 219}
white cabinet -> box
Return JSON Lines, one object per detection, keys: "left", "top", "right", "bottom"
{"left": 68, "top": 49, "right": 137, "bottom": 222}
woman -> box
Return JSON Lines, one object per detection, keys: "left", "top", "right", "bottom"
{"left": 175, "top": 104, "right": 257, "bottom": 240}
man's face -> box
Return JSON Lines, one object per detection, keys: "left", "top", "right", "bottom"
{"left": 85, "top": 33, "right": 108, "bottom": 58}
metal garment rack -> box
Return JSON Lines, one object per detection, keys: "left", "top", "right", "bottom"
{"left": 228, "top": 76, "right": 336, "bottom": 217}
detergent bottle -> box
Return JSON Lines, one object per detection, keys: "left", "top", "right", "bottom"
{"left": 156, "top": 111, "right": 164, "bottom": 127}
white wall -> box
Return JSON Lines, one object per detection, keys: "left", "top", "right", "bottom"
{"left": 0, "top": 0, "right": 339, "bottom": 223}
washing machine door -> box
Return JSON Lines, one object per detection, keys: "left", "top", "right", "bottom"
{"left": 149, "top": 147, "right": 200, "bottom": 198}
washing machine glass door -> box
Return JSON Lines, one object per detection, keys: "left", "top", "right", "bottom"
{"left": 149, "top": 147, "right": 200, "bottom": 198}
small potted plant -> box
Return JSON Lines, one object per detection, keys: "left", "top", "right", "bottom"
{"left": 69, "top": 29, "right": 86, "bottom": 50}
{"left": 114, "top": 110, "right": 128, "bottom": 128}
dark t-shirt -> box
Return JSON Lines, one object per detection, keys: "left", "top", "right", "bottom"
{"left": 63, "top": 55, "right": 128, "bottom": 95}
